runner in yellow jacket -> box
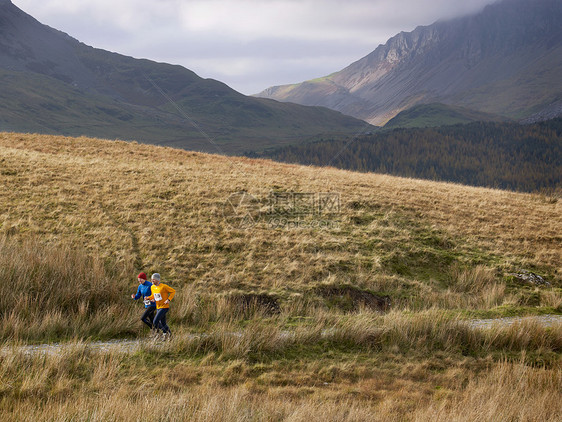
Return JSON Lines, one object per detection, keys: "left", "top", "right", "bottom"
{"left": 146, "top": 273, "right": 176, "bottom": 339}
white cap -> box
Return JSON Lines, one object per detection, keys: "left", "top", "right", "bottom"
{"left": 151, "top": 273, "right": 161, "bottom": 281}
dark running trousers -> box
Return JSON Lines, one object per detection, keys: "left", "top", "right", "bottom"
{"left": 141, "top": 306, "right": 156, "bottom": 329}
{"left": 153, "top": 308, "right": 171, "bottom": 334}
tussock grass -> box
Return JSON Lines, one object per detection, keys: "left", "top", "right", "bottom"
{"left": 0, "top": 340, "right": 559, "bottom": 421}
{"left": 132, "top": 310, "right": 560, "bottom": 366}
{"left": 414, "top": 359, "right": 562, "bottom": 422}
{"left": 0, "top": 236, "right": 137, "bottom": 341}
{"left": 449, "top": 264, "right": 497, "bottom": 294}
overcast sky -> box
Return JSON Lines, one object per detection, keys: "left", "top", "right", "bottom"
{"left": 12, "top": 0, "right": 497, "bottom": 94}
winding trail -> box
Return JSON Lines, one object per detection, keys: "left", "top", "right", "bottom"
{"left": 3, "top": 315, "right": 561, "bottom": 356}
{"left": 466, "top": 315, "right": 562, "bottom": 329}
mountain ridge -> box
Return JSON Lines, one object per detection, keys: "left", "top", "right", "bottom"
{"left": 0, "top": 1, "right": 370, "bottom": 153}
{"left": 256, "top": 0, "right": 562, "bottom": 125}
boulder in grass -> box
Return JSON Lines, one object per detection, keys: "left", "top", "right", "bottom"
{"left": 508, "top": 270, "right": 551, "bottom": 287}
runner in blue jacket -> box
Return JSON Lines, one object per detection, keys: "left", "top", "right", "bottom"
{"left": 131, "top": 272, "right": 157, "bottom": 329}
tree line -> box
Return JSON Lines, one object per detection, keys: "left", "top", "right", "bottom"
{"left": 249, "top": 119, "right": 562, "bottom": 192}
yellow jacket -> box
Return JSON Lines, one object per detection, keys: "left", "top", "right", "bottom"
{"left": 147, "top": 283, "right": 175, "bottom": 309}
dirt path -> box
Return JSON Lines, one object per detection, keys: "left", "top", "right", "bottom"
{"left": 466, "top": 315, "right": 562, "bottom": 329}
{"left": 1, "top": 339, "right": 143, "bottom": 356}
{"left": 2, "top": 315, "right": 561, "bottom": 356}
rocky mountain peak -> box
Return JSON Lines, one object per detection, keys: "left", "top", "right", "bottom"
{"left": 257, "top": 0, "right": 562, "bottom": 125}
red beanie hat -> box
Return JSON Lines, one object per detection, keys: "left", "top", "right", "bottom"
{"left": 137, "top": 272, "right": 147, "bottom": 280}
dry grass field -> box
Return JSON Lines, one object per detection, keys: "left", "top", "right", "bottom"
{"left": 0, "top": 132, "right": 560, "bottom": 421}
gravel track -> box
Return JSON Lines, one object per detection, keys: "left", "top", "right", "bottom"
{"left": 3, "top": 315, "right": 561, "bottom": 356}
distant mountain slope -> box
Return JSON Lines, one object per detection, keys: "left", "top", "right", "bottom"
{"left": 0, "top": 0, "right": 369, "bottom": 153}
{"left": 251, "top": 118, "right": 562, "bottom": 192}
{"left": 256, "top": 0, "right": 562, "bottom": 126}
{"left": 384, "top": 103, "right": 510, "bottom": 129}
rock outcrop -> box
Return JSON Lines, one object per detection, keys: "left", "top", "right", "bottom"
{"left": 509, "top": 270, "right": 551, "bottom": 287}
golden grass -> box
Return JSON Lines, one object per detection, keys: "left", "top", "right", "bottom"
{"left": 0, "top": 132, "right": 560, "bottom": 420}
{"left": 0, "top": 341, "right": 559, "bottom": 422}
{"left": 0, "top": 131, "right": 560, "bottom": 330}
{"left": 0, "top": 131, "right": 559, "bottom": 326}
{"left": 0, "top": 236, "right": 138, "bottom": 341}
{"left": 0, "top": 132, "right": 559, "bottom": 287}
{"left": 414, "top": 359, "right": 562, "bottom": 422}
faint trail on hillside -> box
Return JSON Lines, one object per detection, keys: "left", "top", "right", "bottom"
{"left": 3, "top": 315, "right": 560, "bottom": 356}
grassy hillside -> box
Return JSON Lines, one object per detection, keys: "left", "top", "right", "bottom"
{"left": 1, "top": 131, "right": 560, "bottom": 316}
{"left": 0, "top": 68, "right": 368, "bottom": 155}
{"left": 0, "top": 132, "right": 560, "bottom": 420}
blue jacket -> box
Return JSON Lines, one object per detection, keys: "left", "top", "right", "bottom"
{"left": 133, "top": 281, "right": 156, "bottom": 308}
